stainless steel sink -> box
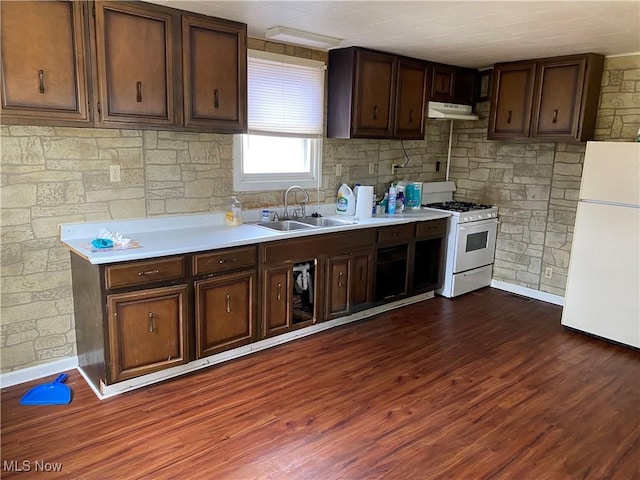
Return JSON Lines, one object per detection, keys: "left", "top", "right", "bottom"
{"left": 255, "top": 220, "right": 314, "bottom": 232}
{"left": 297, "top": 217, "right": 355, "bottom": 227}
{"left": 254, "top": 217, "right": 355, "bottom": 232}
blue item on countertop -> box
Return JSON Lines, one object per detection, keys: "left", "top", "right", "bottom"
{"left": 91, "top": 238, "right": 114, "bottom": 249}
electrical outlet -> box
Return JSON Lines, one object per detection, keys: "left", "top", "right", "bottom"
{"left": 368, "top": 163, "right": 375, "bottom": 175}
{"left": 335, "top": 163, "right": 342, "bottom": 176}
{"left": 544, "top": 267, "right": 553, "bottom": 279}
{"left": 109, "top": 165, "right": 121, "bottom": 183}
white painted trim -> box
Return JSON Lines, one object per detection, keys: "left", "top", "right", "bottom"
{"left": 0, "top": 357, "right": 78, "bottom": 389}
{"left": 94, "top": 292, "right": 434, "bottom": 399}
{"left": 491, "top": 280, "right": 564, "bottom": 306}
{"left": 605, "top": 52, "right": 640, "bottom": 58}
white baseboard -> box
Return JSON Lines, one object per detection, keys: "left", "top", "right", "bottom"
{"left": 491, "top": 280, "right": 564, "bottom": 306}
{"left": 0, "top": 357, "right": 78, "bottom": 389}
{"left": 96, "top": 292, "right": 435, "bottom": 399}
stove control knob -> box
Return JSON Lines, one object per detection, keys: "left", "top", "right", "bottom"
{"left": 478, "top": 214, "right": 484, "bottom": 219}
{"left": 462, "top": 216, "right": 468, "bottom": 222}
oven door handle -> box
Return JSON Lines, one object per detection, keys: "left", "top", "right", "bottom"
{"left": 459, "top": 219, "right": 499, "bottom": 231}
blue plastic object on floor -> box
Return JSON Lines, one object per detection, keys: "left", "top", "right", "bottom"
{"left": 20, "top": 373, "right": 72, "bottom": 406}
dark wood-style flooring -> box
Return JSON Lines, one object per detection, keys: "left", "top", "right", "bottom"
{"left": 2, "top": 288, "right": 639, "bottom": 479}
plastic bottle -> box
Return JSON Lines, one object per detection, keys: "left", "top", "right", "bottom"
{"left": 336, "top": 184, "right": 356, "bottom": 215}
{"left": 226, "top": 196, "right": 243, "bottom": 226}
{"left": 396, "top": 190, "right": 405, "bottom": 212}
{"left": 261, "top": 209, "right": 270, "bottom": 222}
{"left": 387, "top": 184, "right": 397, "bottom": 215}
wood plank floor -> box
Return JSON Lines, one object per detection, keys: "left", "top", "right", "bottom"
{"left": 2, "top": 288, "right": 639, "bottom": 479}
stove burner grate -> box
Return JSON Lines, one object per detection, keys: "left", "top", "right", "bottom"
{"left": 423, "top": 201, "right": 494, "bottom": 212}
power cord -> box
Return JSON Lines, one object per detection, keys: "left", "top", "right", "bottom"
{"left": 392, "top": 140, "right": 411, "bottom": 175}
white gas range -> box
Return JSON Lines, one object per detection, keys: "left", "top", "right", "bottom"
{"left": 421, "top": 182, "right": 499, "bottom": 298}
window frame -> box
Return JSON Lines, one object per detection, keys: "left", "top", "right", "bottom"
{"left": 233, "top": 50, "right": 325, "bottom": 192}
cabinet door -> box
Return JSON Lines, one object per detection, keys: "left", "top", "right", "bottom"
{"left": 195, "top": 270, "right": 255, "bottom": 358}
{"left": 262, "top": 266, "right": 291, "bottom": 338}
{"left": 395, "top": 59, "right": 427, "bottom": 139}
{"left": 94, "top": 1, "right": 177, "bottom": 127}
{"left": 488, "top": 62, "right": 536, "bottom": 139}
{"left": 325, "top": 255, "right": 351, "bottom": 319}
{"left": 0, "top": 1, "right": 91, "bottom": 125}
{"left": 352, "top": 251, "right": 372, "bottom": 309}
{"left": 353, "top": 50, "right": 396, "bottom": 138}
{"left": 531, "top": 57, "right": 586, "bottom": 139}
{"left": 107, "top": 284, "right": 188, "bottom": 383}
{"left": 454, "top": 68, "right": 477, "bottom": 105}
{"left": 430, "top": 65, "right": 454, "bottom": 102}
{"left": 182, "top": 15, "right": 247, "bottom": 132}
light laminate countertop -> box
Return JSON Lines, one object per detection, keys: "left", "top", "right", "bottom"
{"left": 60, "top": 209, "right": 450, "bottom": 265}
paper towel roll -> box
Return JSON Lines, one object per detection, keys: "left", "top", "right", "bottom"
{"left": 355, "top": 186, "right": 374, "bottom": 219}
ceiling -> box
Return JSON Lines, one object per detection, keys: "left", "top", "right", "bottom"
{"left": 150, "top": 1, "right": 640, "bottom": 68}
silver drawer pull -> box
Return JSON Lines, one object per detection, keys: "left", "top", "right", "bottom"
{"left": 138, "top": 269, "right": 160, "bottom": 276}
{"left": 225, "top": 294, "right": 231, "bottom": 313}
{"left": 148, "top": 312, "right": 154, "bottom": 333}
{"left": 219, "top": 258, "right": 237, "bottom": 264}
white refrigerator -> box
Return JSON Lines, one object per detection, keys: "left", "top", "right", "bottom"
{"left": 561, "top": 141, "right": 640, "bottom": 348}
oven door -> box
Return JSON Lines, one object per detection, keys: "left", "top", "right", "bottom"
{"left": 453, "top": 218, "right": 498, "bottom": 273}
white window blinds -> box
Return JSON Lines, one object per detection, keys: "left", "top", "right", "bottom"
{"left": 247, "top": 50, "right": 325, "bottom": 138}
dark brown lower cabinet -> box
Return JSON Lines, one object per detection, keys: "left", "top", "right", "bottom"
{"left": 107, "top": 284, "right": 188, "bottom": 382}
{"left": 325, "top": 250, "right": 373, "bottom": 320}
{"left": 194, "top": 270, "right": 255, "bottom": 358}
{"left": 262, "top": 262, "right": 317, "bottom": 338}
{"left": 71, "top": 220, "right": 445, "bottom": 391}
{"left": 325, "top": 254, "right": 351, "bottom": 319}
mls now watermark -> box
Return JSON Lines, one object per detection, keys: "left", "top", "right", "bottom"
{"left": 3, "top": 459, "right": 63, "bottom": 473}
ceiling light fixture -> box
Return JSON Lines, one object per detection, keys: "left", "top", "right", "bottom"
{"left": 265, "top": 26, "right": 341, "bottom": 50}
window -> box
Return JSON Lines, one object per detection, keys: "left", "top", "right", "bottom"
{"left": 233, "top": 50, "right": 325, "bottom": 191}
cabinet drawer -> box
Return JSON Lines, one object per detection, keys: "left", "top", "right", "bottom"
{"left": 377, "top": 224, "right": 414, "bottom": 244}
{"left": 193, "top": 246, "right": 256, "bottom": 276}
{"left": 416, "top": 218, "right": 447, "bottom": 238}
{"left": 105, "top": 257, "right": 185, "bottom": 289}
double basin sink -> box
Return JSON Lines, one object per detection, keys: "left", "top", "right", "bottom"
{"left": 255, "top": 217, "right": 355, "bottom": 232}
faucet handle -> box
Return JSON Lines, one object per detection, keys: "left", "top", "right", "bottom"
{"left": 292, "top": 208, "right": 301, "bottom": 218}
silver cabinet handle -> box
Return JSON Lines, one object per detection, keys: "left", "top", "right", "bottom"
{"left": 225, "top": 294, "right": 231, "bottom": 313}
{"left": 276, "top": 282, "right": 282, "bottom": 301}
{"left": 148, "top": 312, "right": 154, "bottom": 333}
{"left": 136, "top": 81, "right": 143, "bottom": 103}
{"left": 338, "top": 271, "right": 344, "bottom": 288}
{"left": 138, "top": 269, "right": 159, "bottom": 276}
{"left": 39, "top": 69, "right": 45, "bottom": 94}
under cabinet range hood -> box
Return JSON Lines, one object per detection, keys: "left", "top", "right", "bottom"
{"left": 427, "top": 101, "right": 479, "bottom": 121}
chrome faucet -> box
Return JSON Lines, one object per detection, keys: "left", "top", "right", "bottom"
{"left": 283, "top": 185, "right": 310, "bottom": 219}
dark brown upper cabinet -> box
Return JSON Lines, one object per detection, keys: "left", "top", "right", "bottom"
{"left": 489, "top": 53, "right": 604, "bottom": 142}
{"left": 182, "top": 15, "right": 247, "bottom": 133}
{"left": 328, "top": 47, "right": 428, "bottom": 139}
{"left": 429, "top": 64, "right": 476, "bottom": 105}
{"left": 0, "top": 1, "right": 91, "bottom": 126}
{"left": 93, "top": 1, "right": 178, "bottom": 128}
{"left": 487, "top": 62, "right": 536, "bottom": 139}
{"left": 394, "top": 59, "right": 428, "bottom": 139}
